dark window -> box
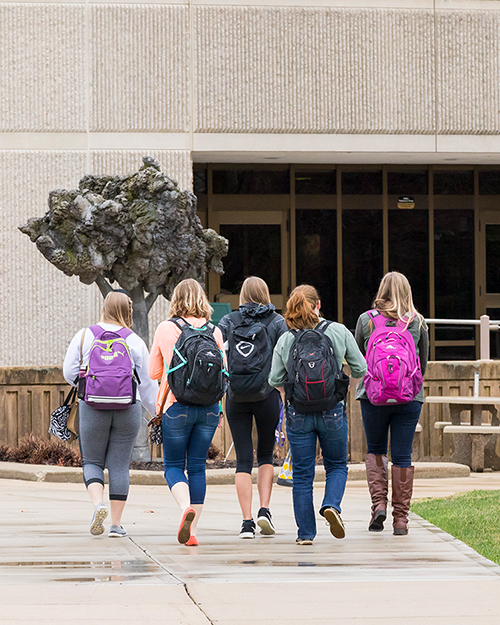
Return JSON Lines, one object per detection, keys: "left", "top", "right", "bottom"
{"left": 295, "top": 171, "right": 336, "bottom": 194}
{"left": 479, "top": 171, "right": 500, "bottom": 195}
{"left": 388, "top": 210, "right": 429, "bottom": 317}
{"left": 435, "top": 346, "right": 476, "bottom": 360}
{"left": 213, "top": 170, "right": 290, "bottom": 194}
{"left": 342, "top": 210, "right": 383, "bottom": 331}
{"left": 433, "top": 171, "right": 474, "bottom": 195}
{"left": 488, "top": 308, "right": 500, "bottom": 359}
{"left": 341, "top": 171, "right": 383, "bottom": 195}
{"left": 388, "top": 171, "right": 428, "bottom": 195}
{"left": 296, "top": 210, "right": 337, "bottom": 320}
{"left": 486, "top": 225, "right": 500, "bottom": 293}
{"left": 220, "top": 224, "right": 281, "bottom": 294}
{"left": 193, "top": 168, "right": 207, "bottom": 195}
{"left": 434, "top": 210, "right": 475, "bottom": 337}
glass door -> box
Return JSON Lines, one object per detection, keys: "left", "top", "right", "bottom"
{"left": 479, "top": 211, "right": 500, "bottom": 357}
{"left": 209, "top": 211, "right": 289, "bottom": 312}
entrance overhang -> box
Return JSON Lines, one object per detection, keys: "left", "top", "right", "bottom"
{"left": 193, "top": 133, "right": 500, "bottom": 164}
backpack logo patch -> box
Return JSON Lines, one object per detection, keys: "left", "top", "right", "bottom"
{"left": 236, "top": 341, "right": 255, "bottom": 358}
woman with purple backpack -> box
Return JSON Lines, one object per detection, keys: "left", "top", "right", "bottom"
{"left": 355, "top": 272, "right": 429, "bottom": 536}
{"left": 63, "top": 292, "right": 157, "bottom": 538}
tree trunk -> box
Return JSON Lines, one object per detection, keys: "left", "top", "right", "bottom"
{"left": 129, "top": 286, "right": 152, "bottom": 462}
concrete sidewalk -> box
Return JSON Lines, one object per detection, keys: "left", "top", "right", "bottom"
{"left": 1, "top": 474, "right": 500, "bottom": 624}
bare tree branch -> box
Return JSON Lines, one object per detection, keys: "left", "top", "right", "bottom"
{"left": 95, "top": 276, "right": 114, "bottom": 298}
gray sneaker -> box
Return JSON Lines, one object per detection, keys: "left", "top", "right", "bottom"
{"left": 90, "top": 503, "right": 108, "bottom": 536}
{"left": 108, "top": 525, "right": 127, "bottom": 538}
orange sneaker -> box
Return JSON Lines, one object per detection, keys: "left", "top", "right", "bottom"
{"left": 177, "top": 507, "right": 196, "bottom": 544}
{"left": 185, "top": 535, "right": 198, "bottom": 546}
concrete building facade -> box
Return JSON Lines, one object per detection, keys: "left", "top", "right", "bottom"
{"left": 2, "top": 0, "right": 500, "bottom": 366}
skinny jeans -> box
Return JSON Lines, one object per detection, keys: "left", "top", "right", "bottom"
{"left": 79, "top": 401, "right": 142, "bottom": 500}
{"left": 286, "top": 402, "right": 348, "bottom": 541}
{"left": 162, "top": 402, "right": 219, "bottom": 505}
{"left": 360, "top": 399, "right": 422, "bottom": 468}
{"left": 226, "top": 390, "right": 281, "bottom": 474}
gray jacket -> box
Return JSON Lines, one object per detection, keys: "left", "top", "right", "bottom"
{"left": 354, "top": 311, "right": 429, "bottom": 403}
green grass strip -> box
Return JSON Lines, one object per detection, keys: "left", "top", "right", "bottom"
{"left": 412, "top": 490, "right": 500, "bottom": 565}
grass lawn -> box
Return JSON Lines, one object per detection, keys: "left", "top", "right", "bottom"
{"left": 411, "top": 490, "right": 500, "bottom": 565}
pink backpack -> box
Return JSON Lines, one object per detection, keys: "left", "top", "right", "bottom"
{"left": 364, "top": 310, "right": 423, "bottom": 405}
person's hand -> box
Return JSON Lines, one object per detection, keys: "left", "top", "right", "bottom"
{"left": 217, "top": 414, "right": 224, "bottom": 429}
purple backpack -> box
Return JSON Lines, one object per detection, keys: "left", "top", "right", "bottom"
{"left": 82, "top": 325, "right": 137, "bottom": 410}
{"left": 364, "top": 310, "right": 423, "bottom": 405}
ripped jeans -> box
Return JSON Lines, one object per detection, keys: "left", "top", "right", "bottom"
{"left": 286, "top": 402, "right": 348, "bottom": 540}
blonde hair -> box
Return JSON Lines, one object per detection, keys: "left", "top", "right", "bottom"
{"left": 373, "top": 272, "right": 420, "bottom": 322}
{"left": 101, "top": 292, "right": 133, "bottom": 329}
{"left": 169, "top": 278, "right": 212, "bottom": 320}
{"left": 285, "top": 285, "right": 320, "bottom": 330}
{"left": 239, "top": 276, "right": 271, "bottom": 307}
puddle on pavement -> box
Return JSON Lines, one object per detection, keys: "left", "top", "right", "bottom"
{"left": 228, "top": 558, "right": 446, "bottom": 567}
{"left": 0, "top": 559, "right": 168, "bottom": 582}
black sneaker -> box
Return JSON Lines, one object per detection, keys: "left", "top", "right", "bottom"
{"left": 239, "top": 519, "right": 256, "bottom": 539}
{"left": 257, "top": 507, "right": 276, "bottom": 535}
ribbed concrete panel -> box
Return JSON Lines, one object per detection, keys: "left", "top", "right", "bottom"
{"left": 91, "top": 5, "right": 190, "bottom": 132}
{"left": 0, "top": 4, "right": 85, "bottom": 132}
{"left": 195, "top": 7, "right": 435, "bottom": 134}
{"left": 0, "top": 152, "right": 101, "bottom": 367}
{"left": 89, "top": 150, "right": 193, "bottom": 191}
{"left": 438, "top": 11, "right": 500, "bottom": 134}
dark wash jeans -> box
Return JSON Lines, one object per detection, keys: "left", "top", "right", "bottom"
{"left": 286, "top": 402, "right": 348, "bottom": 541}
{"left": 162, "top": 402, "right": 219, "bottom": 505}
{"left": 360, "top": 399, "right": 422, "bottom": 468}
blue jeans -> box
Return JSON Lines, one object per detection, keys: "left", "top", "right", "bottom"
{"left": 162, "top": 402, "right": 219, "bottom": 505}
{"left": 360, "top": 400, "right": 422, "bottom": 468}
{"left": 286, "top": 402, "right": 348, "bottom": 541}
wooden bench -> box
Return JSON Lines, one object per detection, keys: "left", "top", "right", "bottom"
{"left": 443, "top": 425, "right": 500, "bottom": 472}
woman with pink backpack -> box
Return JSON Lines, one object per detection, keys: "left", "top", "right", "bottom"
{"left": 355, "top": 272, "right": 428, "bottom": 536}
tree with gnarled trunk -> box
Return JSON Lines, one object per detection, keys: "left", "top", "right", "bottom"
{"left": 19, "top": 156, "right": 228, "bottom": 348}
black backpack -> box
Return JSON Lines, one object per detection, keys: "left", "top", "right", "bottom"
{"left": 167, "top": 318, "right": 228, "bottom": 406}
{"left": 227, "top": 311, "right": 275, "bottom": 401}
{"left": 285, "top": 320, "right": 349, "bottom": 414}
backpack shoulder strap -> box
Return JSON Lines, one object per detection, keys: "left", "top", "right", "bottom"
{"left": 260, "top": 313, "right": 276, "bottom": 328}
{"left": 396, "top": 312, "right": 416, "bottom": 331}
{"left": 116, "top": 327, "right": 133, "bottom": 340}
{"left": 169, "top": 317, "right": 186, "bottom": 331}
{"left": 89, "top": 324, "right": 105, "bottom": 340}
{"left": 366, "top": 310, "right": 387, "bottom": 329}
{"left": 315, "top": 319, "right": 332, "bottom": 334}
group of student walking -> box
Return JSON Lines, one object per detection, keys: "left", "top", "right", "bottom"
{"left": 63, "top": 270, "right": 428, "bottom": 545}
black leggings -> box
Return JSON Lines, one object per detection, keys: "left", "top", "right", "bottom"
{"left": 226, "top": 390, "right": 281, "bottom": 474}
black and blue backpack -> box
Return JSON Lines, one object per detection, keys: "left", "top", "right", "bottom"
{"left": 285, "top": 320, "right": 349, "bottom": 413}
{"left": 167, "top": 318, "right": 228, "bottom": 406}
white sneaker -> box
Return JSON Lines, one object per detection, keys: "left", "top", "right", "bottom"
{"left": 90, "top": 503, "right": 108, "bottom": 536}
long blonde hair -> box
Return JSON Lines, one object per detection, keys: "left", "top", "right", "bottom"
{"left": 285, "top": 285, "right": 320, "bottom": 330}
{"left": 239, "top": 276, "right": 271, "bottom": 306}
{"left": 373, "top": 272, "right": 420, "bottom": 322}
{"left": 101, "top": 292, "right": 133, "bottom": 329}
{"left": 169, "top": 279, "right": 212, "bottom": 320}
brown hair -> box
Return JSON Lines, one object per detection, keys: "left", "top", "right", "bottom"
{"left": 101, "top": 292, "right": 133, "bottom": 329}
{"left": 373, "top": 271, "right": 421, "bottom": 324}
{"left": 285, "top": 285, "right": 320, "bottom": 330}
{"left": 239, "top": 276, "right": 271, "bottom": 307}
{"left": 168, "top": 278, "right": 212, "bottom": 320}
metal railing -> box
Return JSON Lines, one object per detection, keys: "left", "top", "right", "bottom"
{"left": 425, "top": 316, "right": 500, "bottom": 360}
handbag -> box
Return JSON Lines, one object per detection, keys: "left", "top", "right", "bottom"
{"left": 148, "top": 381, "right": 169, "bottom": 447}
{"left": 277, "top": 449, "right": 293, "bottom": 487}
{"left": 48, "top": 386, "right": 78, "bottom": 442}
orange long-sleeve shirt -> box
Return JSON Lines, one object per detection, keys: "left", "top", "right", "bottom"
{"left": 149, "top": 317, "right": 226, "bottom": 414}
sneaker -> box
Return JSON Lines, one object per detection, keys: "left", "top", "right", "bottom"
{"left": 177, "top": 507, "right": 196, "bottom": 545}
{"left": 322, "top": 507, "right": 346, "bottom": 539}
{"left": 257, "top": 507, "right": 276, "bottom": 536}
{"left": 296, "top": 538, "right": 314, "bottom": 545}
{"left": 90, "top": 503, "right": 108, "bottom": 536}
{"left": 185, "top": 535, "right": 199, "bottom": 546}
{"left": 108, "top": 525, "right": 127, "bottom": 538}
{"left": 239, "top": 519, "right": 256, "bottom": 539}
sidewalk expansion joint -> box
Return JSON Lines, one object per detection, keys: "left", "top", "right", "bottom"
{"left": 128, "top": 536, "right": 214, "bottom": 624}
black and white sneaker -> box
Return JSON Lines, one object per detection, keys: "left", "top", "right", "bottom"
{"left": 239, "top": 519, "right": 256, "bottom": 539}
{"left": 257, "top": 507, "right": 276, "bottom": 536}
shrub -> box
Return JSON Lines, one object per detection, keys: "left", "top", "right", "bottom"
{"left": 8, "top": 435, "right": 81, "bottom": 467}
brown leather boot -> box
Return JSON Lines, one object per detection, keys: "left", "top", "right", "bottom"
{"left": 365, "top": 453, "right": 388, "bottom": 532}
{"left": 391, "top": 465, "right": 415, "bottom": 535}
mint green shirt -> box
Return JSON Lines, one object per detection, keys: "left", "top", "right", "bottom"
{"left": 268, "top": 320, "right": 367, "bottom": 388}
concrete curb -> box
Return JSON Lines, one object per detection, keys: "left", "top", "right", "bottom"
{"left": 0, "top": 461, "right": 470, "bottom": 485}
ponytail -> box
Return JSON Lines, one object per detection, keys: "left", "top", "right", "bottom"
{"left": 285, "top": 285, "right": 320, "bottom": 330}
